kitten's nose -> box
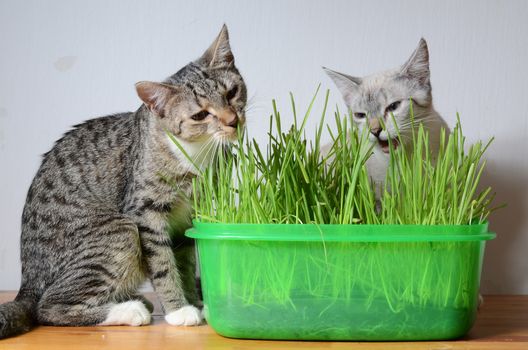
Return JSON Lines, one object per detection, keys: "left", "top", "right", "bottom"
{"left": 368, "top": 118, "right": 382, "bottom": 138}
{"left": 226, "top": 115, "right": 239, "bottom": 128}
{"left": 370, "top": 127, "right": 382, "bottom": 138}
{"left": 217, "top": 107, "right": 239, "bottom": 128}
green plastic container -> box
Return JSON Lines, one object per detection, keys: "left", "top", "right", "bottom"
{"left": 186, "top": 222, "right": 495, "bottom": 341}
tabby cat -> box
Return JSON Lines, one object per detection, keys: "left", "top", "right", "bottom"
{"left": 0, "top": 24, "right": 246, "bottom": 338}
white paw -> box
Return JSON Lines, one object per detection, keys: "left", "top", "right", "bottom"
{"left": 99, "top": 301, "right": 151, "bottom": 326}
{"left": 165, "top": 305, "right": 203, "bottom": 326}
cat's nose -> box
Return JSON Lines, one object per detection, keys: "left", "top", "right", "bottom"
{"left": 370, "top": 127, "right": 382, "bottom": 138}
{"left": 217, "top": 107, "right": 239, "bottom": 128}
{"left": 225, "top": 106, "right": 239, "bottom": 128}
{"left": 226, "top": 115, "right": 239, "bottom": 128}
{"left": 368, "top": 118, "right": 381, "bottom": 137}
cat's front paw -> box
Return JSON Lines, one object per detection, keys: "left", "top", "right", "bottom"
{"left": 165, "top": 305, "right": 203, "bottom": 326}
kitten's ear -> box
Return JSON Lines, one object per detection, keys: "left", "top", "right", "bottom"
{"left": 323, "top": 66, "right": 361, "bottom": 101}
{"left": 135, "top": 81, "right": 180, "bottom": 118}
{"left": 198, "top": 24, "right": 234, "bottom": 67}
{"left": 400, "top": 38, "right": 430, "bottom": 84}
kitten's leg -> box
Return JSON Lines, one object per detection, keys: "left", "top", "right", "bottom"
{"left": 38, "top": 299, "right": 151, "bottom": 326}
{"left": 37, "top": 215, "right": 149, "bottom": 326}
{"left": 131, "top": 294, "right": 155, "bottom": 313}
{"left": 137, "top": 222, "right": 203, "bottom": 326}
{"left": 174, "top": 243, "right": 202, "bottom": 308}
{"left": 98, "top": 300, "right": 151, "bottom": 326}
{"left": 116, "top": 293, "right": 154, "bottom": 313}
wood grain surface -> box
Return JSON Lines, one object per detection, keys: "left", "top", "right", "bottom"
{"left": 0, "top": 292, "right": 527, "bottom": 349}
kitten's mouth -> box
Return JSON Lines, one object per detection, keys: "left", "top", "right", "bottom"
{"left": 226, "top": 132, "right": 238, "bottom": 142}
{"left": 216, "top": 129, "right": 239, "bottom": 142}
{"left": 378, "top": 138, "right": 399, "bottom": 153}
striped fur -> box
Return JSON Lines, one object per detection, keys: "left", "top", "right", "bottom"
{"left": 0, "top": 24, "right": 246, "bottom": 338}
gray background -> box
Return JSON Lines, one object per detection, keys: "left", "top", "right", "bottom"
{"left": 0, "top": 0, "right": 527, "bottom": 293}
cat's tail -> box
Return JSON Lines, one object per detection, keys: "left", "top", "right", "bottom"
{"left": 0, "top": 291, "right": 37, "bottom": 339}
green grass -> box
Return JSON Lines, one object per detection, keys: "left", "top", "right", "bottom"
{"left": 379, "top": 114, "right": 497, "bottom": 225}
{"left": 197, "top": 237, "right": 485, "bottom": 340}
{"left": 187, "top": 89, "right": 497, "bottom": 225}
{"left": 173, "top": 89, "right": 498, "bottom": 340}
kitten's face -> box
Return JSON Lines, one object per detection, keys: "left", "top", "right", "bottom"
{"left": 136, "top": 25, "right": 246, "bottom": 145}
{"left": 324, "top": 39, "right": 433, "bottom": 153}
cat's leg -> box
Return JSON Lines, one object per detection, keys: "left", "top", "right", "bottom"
{"left": 98, "top": 300, "right": 151, "bottom": 326}
{"left": 174, "top": 243, "right": 203, "bottom": 308}
{"left": 125, "top": 294, "right": 155, "bottom": 313}
{"left": 137, "top": 222, "right": 203, "bottom": 326}
{"left": 38, "top": 299, "right": 151, "bottom": 326}
{"left": 37, "top": 215, "right": 150, "bottom": 326}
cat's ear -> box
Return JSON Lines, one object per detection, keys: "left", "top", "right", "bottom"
{"left": 135, "top": 81, "right": 180, "bottom": 118}
{"left": 400, "top": 38, "right": 430, "bottom": 84}
{"left": 323, "top": 66, "right": 362, "bottom": 101}
{"left": 198, "top": 24, "right": 234, "bottom": 67}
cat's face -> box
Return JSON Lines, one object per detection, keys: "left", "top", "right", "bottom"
{"left": 136, "top": 25, "right": 246, "bottom": 145}
{"left": 324, "top": 39, "right": 433, "bottom": 153}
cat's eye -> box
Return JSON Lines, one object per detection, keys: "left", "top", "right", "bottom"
{"left": 386, "top": 101, "right": 401, "bottom": 113}
{"left": 354, "top": 112, "right": 366, "bottom": 119}
{"left": 226, "top": 86, "right": 238, "bottom": 100}
{"left": 191, "top": 110, "right": 209, "bottom": 121}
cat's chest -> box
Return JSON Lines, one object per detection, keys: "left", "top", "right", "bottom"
{"left": 365, "top": 145, "right": 390, "bottom": 184}
{"left": 166, "top": 135, "right": 216, "bottom": 174}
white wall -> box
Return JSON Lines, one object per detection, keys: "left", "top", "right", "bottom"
{"left": 0, "top": 0, "right": 527, "bottom": 293}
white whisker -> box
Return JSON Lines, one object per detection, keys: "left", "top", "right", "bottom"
{"left": 170, "top": 137, "right": 218, "bottom": 196}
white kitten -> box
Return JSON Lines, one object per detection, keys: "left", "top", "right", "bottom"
{"left": 324, "top": 39, "right": 449, "bottom": 192}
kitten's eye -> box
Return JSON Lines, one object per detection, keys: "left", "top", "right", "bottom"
{"left": 354, "top": 112, "right": 366, "bottom": 119}
{"left": 226, "top": 86, "right": 238, "bottom": 100}
{"left": 386, "top": 101, "right": 401, "bottom": 113}
{"left": 191, "top": 110, "right": 209, "bottom": 121}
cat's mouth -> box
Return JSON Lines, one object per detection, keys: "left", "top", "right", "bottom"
{"left": 378, "top": 138, "right": 399, "bottom": 153}
{"left": 215, "top": 128, "right": 240, "bottom": 143}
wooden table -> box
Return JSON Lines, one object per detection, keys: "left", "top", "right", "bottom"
{"left": 1, "top": 292, "right": 527, "bottom": 349}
